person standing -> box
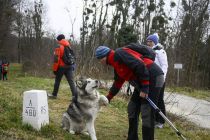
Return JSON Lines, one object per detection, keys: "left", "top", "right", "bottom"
{"left": 2, "top": 60, "right": 9, "bottom": 81}
{"left": 95, "top": 45, "right": 164, "bottom": 140}
{"left": 146, "top": 33, "right": 168, "bottom": 128}
{"left": 0, "top": 60, "right": 2, "bottom": 80}
{"left": 48, "top": 34, "right": 77, "bottom": 100}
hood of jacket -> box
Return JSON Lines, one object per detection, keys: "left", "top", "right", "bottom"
{"left": 58, "top": 39, "right": 70, "bottom": 46}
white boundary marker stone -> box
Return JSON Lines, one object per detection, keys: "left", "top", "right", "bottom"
{"left": 22, "top": 90, "right": 49, "bottom": 130}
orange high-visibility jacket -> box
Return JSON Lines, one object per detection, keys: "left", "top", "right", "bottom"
{"left": 53, "top": 39, "right": 71, "bottom": 71}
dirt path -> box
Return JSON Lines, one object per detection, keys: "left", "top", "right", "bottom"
{"left": 165, "top": 92, "right": 210, "bottom": 129}
{"left": 102, "top": 81, "right": 210, "bottom": 129}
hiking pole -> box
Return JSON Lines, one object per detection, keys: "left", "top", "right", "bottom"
{"left": 146, "top": 97, "right": 187, "bottom": 140}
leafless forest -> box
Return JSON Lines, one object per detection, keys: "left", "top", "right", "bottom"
{"left": 0, "top": 0, "right": 210, "bottom": 88}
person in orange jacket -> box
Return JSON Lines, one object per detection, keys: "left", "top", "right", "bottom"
{"left": 48, "top": 34, "right": 77, "bottom": 99}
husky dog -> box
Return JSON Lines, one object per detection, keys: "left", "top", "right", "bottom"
{"left": 62, "top": 78, "right": 109, "bottom": 140}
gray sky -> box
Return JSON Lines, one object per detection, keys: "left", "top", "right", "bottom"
{"left": 44, "top": 0, "right": 83, "bottom": 39}
{"left": 43, "top": 0, "right": 176, "bottom": 39}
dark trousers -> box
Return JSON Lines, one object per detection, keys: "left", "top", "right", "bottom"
{"left": 155, "top": 83, "right": 166, "bottom": 124}
{"left": 52, "top": 67, "right": 77, "bottom": 97}
{"left": 127, "top": 75, "right": 164, "bottom": 140}
{"left": 0, "top": 71, "right": 2, "bottom": 80}
{"left": 2, "top": 72, "right": 7, "bottom": 80}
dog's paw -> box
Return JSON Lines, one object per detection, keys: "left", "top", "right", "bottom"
{"left": 81, "top": 131, "right": 89, "bottom": 136}
{"left": 99, "top": 95, "right": 109, "bottom": 106}
{"left": 69, "top": 130, "right": 76, "bottom": 135}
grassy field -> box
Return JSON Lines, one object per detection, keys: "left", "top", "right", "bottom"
{"left": 166, "top": 86, "right": 210, "bottom": 101}
{"left": 0, "top": 63, "right": 210, "bottom": 140}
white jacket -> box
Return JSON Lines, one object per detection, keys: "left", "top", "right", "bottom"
{"left": 152, "top": 44, "right": 168, "bottom": 81}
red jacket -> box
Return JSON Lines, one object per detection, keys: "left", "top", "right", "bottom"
{"left": 53, "top": 39, "right": 71, "bottom": 71}
{"left": 106, "top": 48, "right": 151, "bottom": 100}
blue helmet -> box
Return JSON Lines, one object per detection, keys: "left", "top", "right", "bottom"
{"left": 95, "top": 46, "right": 111, "bottom": 59}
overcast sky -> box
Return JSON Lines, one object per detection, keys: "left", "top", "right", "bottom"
{"left": 43, "top": 0, "right": 175, "bottom": 39}
{"left": 44, "top": 0, "right": 83, "bottom": 39}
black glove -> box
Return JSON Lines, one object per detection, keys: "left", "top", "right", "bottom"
{"left": 106, "top": 94, "right": 113, "bottom": 103}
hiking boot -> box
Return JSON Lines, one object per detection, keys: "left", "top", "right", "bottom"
{"left": 155, "top": 123, "right": 164, "bottom": 129}
{"left": 47, "top": 93, "right": 57, "bottom": 99}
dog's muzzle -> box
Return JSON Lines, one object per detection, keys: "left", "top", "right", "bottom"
{"left": 92, "top": 80, "right": 100, "bottom": 89}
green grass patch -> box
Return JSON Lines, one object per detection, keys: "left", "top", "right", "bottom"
{"left": 167, "top": 87, "right": 210, "bottom": 101}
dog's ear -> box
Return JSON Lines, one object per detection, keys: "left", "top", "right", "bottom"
{"left": 76, "top": 80, "right": 84, "bottom": 88}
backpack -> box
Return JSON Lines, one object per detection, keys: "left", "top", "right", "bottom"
{"left": 62, "top": 46, "right": 76, "bottom": 65}
{"left": 126, "top": 43, "right": 156, "bottom": 61}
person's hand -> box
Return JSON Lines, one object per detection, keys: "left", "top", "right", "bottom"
{"left": 106, "top": 94, "right": 113, "bottom": 103}
{"left": 139, "top": 91, "right": 148, "bottom": 98}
